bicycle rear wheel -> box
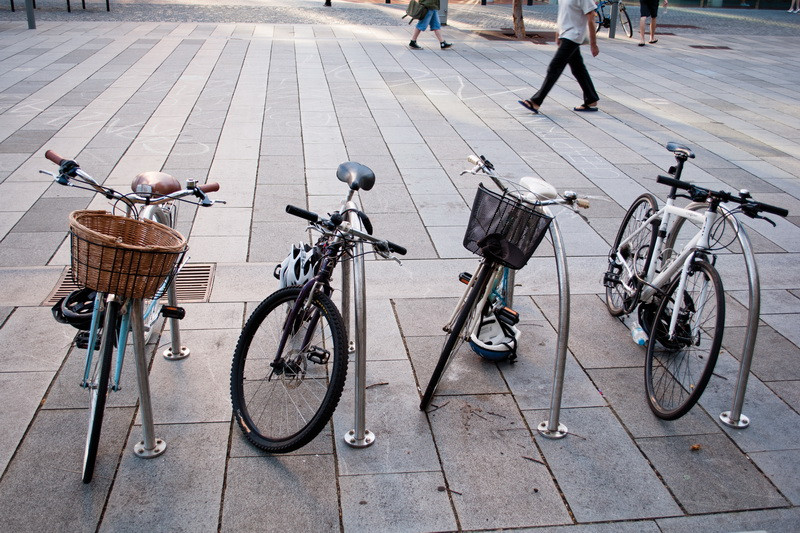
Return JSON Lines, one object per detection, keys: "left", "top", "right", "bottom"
{"left": 231, "top": 286, "right": 347, "bottom": 453}
{"left": 595, "top": 8, "right": 604, "bottom": 32}
{"left": 82, "top": 297, "right": 118, "bottom": 483}
{"left": 420, "top": 261, "right": 496, "bottom": 410}
{"left": 605, "top": 193, "right": 659, "bottom": 316}
{"left": 619, "top": 5, "right": 633, "bottom": 37}
{"left": 645, "top": 259, "right": 724, "bottom": 420}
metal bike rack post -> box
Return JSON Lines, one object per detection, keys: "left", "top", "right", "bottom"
{"left": 719, "top": 223, "right": 759, "bottom": 429}
{"left": 608, "top": 0, "right": 619, "bottom": 39}
{"left": 146, "top": 208, "right": 189, "bottom": 361}
{"left": 538, "top": 217, "right": 570, "bottom": 439}
{"left": 129, "top": 299, "right": 167, "bottom": 458}
{"left": 342, "top": 201, "right": 374, "bottom": 447}
{"left": 666, "top": 203, "right": 761, "bottom": 429}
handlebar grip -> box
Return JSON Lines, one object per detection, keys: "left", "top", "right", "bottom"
{"left": 387, "top": 241, "right": 407, "bottom": 256}
{"left": 45, "top": 150, "right": 66, "bottom": 165}
{"left": 286, "top": 204, "right": 320, "bottom": 223}
{"left": 757, "top": 202, "right": 789, "bottom": 217}
{"left": 656, "top": 174, "right": 690, "bottom": 190}
{"left": 199, "top": 182, "right": 220, "bottom": 193}
{"left": 576, "top": 198, "right": 590, "bottom": 209}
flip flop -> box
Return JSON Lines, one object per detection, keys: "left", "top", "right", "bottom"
{"left": 649, "top": 39, "right": 658, "bottom": 44}
{"left": 518, "top": 99, "right": 539, "bottom": 114}
{"left": 638, "top": 42, "right": 646, "bottom": 46}
{"left": 574, "top": 105, "right": 598, "bottom": 112}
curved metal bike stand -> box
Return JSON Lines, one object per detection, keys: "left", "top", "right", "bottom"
{"left": 342, "top": 201, "right": 375, "bottom": 448}
{"left": 537, "top": 216, "right": 570, "bottom": 439}
{"left": 666, "top": 203, "right": 760, "bottom": 429}
{"left": 143, "top": 207, "right": 189, "bottom": 361}
{"left": 129, "top": 299, "right": 167, "bottom": 458}
{"left": 719, "top": 217, "right": 759, "bottom": 429}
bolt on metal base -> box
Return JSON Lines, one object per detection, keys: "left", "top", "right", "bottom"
{"left": 720, "top": 411, "right": 750, "bottom": 429}
{"left": 344, "top": 429, "right": 375, "bottom": 448}
{"left": 134, "top": 438, "right": 167, "bottom": 458}
{"left": 163, "top": 346, "right": 190, "bottom": 360}
{"left": 538, "top": 421, "right": 568, "bottom": 439}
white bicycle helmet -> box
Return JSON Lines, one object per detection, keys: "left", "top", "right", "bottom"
{"left": 275, "top": 243, "right": 322, "bottom": 289}
{"left": 469, "top": 314, "right": 521, "bottom": 362}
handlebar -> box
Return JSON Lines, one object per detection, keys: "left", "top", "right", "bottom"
{"left": 656, "top": 175, "right": 788, "bottom": 218}
{"left": 285, "top": 204, "right": 407, "bottom": 256}
{"left": 44, "top": 150, "right": 222, "bottom": 207}
{"left": 462, "top": 154, "right": 589, "bottom": 209}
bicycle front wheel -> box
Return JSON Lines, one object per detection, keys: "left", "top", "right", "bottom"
{"left": 645, "top": 259, "right": 725, "bottom": 420}
{"left": 595, "top": 8, "right": 604, "bottom": 32}
{"left": 82, "top": 297, "right": 118, "bottom": 483}
{"left": 619, "top": 5, "right": 633, "bottom": 38}
{"left": 231, "top": 286, "right": 347, "bottom": 453}
{"left": 420, "top": 262, "right": 496, "bottom": 411}
{"left": 605, "top": 193, "right": 659, "bottom": 316}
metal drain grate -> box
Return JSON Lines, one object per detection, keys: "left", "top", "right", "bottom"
{"left": 43, "top": 263, "right": 216, "bottom": 306}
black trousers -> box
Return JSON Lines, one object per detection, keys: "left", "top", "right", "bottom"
{"left": 531, "top": 38, "right": 599, "bottom": 107}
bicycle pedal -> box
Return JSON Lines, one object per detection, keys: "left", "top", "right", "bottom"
{"left": 458, "top": 272, "right": 472, "bottom": 285}
{"left": 74, "top": 330, "right": 100, "bottom": 350}
{"left": 160, "top": 305, "right": 186, "bottom": 320}
{"left": 496, "top": 306, "right": 519, "bottom": 326}
{"left": 603, "top": 269, "right": 621, "bottom": 288}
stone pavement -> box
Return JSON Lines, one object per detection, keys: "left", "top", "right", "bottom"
{"left": 1, "top": 1, "right": 799, "bottom": 531}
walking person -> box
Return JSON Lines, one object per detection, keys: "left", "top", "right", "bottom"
{"left": 409, "top": 0, "right": 452, "bottom": 50}
{"left": 518, "top": 0, "right": 600, "bottom": 114}
{"left": 789, "top": 0, "right": 799, "bottom": 13}
{"left": 639, "top": 0, "right": 667, "bottom": 45}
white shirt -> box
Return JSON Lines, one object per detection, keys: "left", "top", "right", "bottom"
{"left": 557, "top": 0, "right": 597, "bottom": 43}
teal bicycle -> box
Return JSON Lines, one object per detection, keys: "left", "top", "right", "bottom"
{"left": 44, "top": 150, "right": 221, "bottom": 483}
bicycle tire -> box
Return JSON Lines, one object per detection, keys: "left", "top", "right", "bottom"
{"left": 645, "top": 259, "right": 724, "bottom": 420}
{"left": 595, "top": 8, "right": 604, "bottom": 32}
{"left": 231, "top": 286, "right": 347, "bottom": 453}
{"left": 420, "top": 262, "right": 496, "bottom": 410}
{"left": 605, "top": 193, "right": 659, "bottom": 316}
{"left": 82, "top": 297, "right": 118, "bottom": 483}
{"left": 619, "top": 5, "right": 633, "bottom": 38}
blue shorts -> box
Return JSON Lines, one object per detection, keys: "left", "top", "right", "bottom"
{"left": 416, "top": 9, "right": 441, "bottom": 31}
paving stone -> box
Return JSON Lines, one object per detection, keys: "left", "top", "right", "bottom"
{"left": 637, "top": 433, "right": 788, "bottom": 514}
{"left": 0, "top": 407, "right": 134, "bottom": 532}
{"left": 698, "top": 352, "right": 800, "bottom": 453}
{"left": 588, "top": 367, "right": 720, "bottom": 439}
{"left": 749, "top": 449, "right": 800, "bottom": 506}
{"left": 223, "top": 454, "right": 340, "bottom": 532}
{"left": 333, "top": 359, "right": 441, "bottom": 475}
{"left": 0, "top": 305, "right": 71, "bottom": 372}
{"left": 429, "top": 394, "right": 572, "bottom": 529}
{"left": 722, "top": 323, "right": 800, "bottom": 382}
{"left": 339, "top": 471, "right": 456, "bottom": 533}
{"left": 0, "top": 371, "right": 53, "bottom": 473}
{"left": 530, "top": 406, "right": 682, "bottom": 522}
{"left": 656, "top": 507, "right": 800, "bottom": 533}
{"left": 102, "top": 422, "right": 228, "bottom": 532}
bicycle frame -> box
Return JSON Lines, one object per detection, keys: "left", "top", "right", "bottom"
{"left": 613, "top": 197, "right": 722, "bottom": 340}
{"left": 81, "top": 293, "right": 133, "bottom": 393}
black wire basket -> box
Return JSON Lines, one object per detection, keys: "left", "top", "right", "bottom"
{"left": 463, "top": 184, "right": 553, "bottom": 270}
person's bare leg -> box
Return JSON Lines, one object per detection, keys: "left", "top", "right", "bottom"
{"left": 650, "top": 18, "right": 657, "bottom": 41}
{"left": 639, "top": 17, "right": 646, "bottom": 45}
{"left": 412, "top": 28, "right": 421, "bottom": 41}
{"left": 433, "top": 29, "right": 443, "bottom": 43}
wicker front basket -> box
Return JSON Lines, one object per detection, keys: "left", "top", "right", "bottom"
{"left": 69, "top": 210, "right": 187, "bottom": 299}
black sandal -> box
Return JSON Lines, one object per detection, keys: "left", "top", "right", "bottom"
{"left": 518, "top": 99, "right": 539, "bottom": 114}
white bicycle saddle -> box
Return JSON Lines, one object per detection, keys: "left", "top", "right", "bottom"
{"left": 520, "top": 176, "right": 558, "bottom": 201}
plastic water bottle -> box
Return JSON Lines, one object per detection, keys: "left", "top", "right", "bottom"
{"left": 631, "top": 320, "right": 648, "bottom": 346}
